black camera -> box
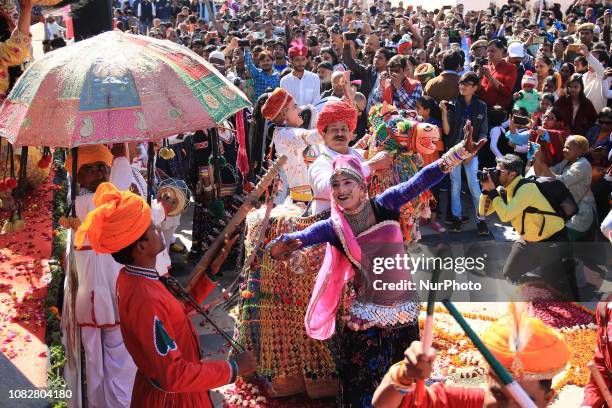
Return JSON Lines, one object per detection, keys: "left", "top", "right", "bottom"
{"left": 477, "top": 167, "right": 501, "bottom": 185}
{"left": 473, "top": 58, "right": 487, "bottom": 72}
{"left": 444, "top": 101, "right": 456, "bottom": 111}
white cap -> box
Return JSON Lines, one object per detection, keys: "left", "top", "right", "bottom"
{"left": 208, "top": 50, "right": 225, "bottom": 64}
{"left": 507, "top": 41, "right": 525, "bottom": 58}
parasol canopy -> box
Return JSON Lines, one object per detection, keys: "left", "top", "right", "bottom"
{"left": 0, "top": 30, "right": 250, "bottom": 147}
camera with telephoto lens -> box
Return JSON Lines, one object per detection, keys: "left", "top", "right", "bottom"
{"left": 477, "top": 167, "right": 501, "bottom": 185}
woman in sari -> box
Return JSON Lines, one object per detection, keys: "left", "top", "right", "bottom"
{"left": 268, "top": 121, "right": 485, "bottom": 407}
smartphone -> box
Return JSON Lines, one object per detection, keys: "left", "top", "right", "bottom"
{"left": 442, "top": 5, "right": 452, "bottom": 10}
{"left": 532, "top": 35, "right": 545, "bottom": 44}
{"left": 512, "top": 115, "right": 530, "bottom": 127}
{"left": 238, "top": 38, "right": 250, "bottom": 47}
{"left": 567, "top": 43, "right": 581, "bottom": 52}
{"left": 343, "top": 31, "right": 358, "bottom": 41}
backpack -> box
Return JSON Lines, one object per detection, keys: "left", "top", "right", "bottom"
{"left": 513, "top": 176, "right": 578, "bottom": 237}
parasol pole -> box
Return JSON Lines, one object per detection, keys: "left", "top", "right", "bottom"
{"left": 442, "top": 300, "right": 537, "bottom": 408}
{"left": 69, "top": 147, "right": 78, "bottom": 218}
{"left": 146, "top": 142, "right": 155, "bottom": 206}
{"left": 210, "top": 128, "right": 223, "bottom": 199}
{"left": 16, "top": 147, "right": 28, "bottom": 218}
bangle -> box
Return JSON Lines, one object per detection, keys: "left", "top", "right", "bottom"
{"left": 389, "top": 362, "right": 415, "bottom": 394}
{"left": 228, "top": 359, "right": 238, "bottom": 383}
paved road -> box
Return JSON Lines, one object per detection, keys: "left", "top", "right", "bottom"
{"left": 168, "top": 188, "right": 610, "bottom": 405}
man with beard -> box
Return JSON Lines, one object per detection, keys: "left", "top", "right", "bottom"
{"left": 281, "top": 40, "right": 321, "bottom": 106}
{"left": 363, "top": 33, "right": 380, "bottom": 65}
{"left": 317, "top": 61, "right": 334, "bottom": 93}
{"left": 66, "top": 144, "right": 139, "bottom": 407}
{"left": 230, "top": 35, "right": 280, "bottom": 101}
{"left": 273, "top": 39, "right": 288, "bottom": 72}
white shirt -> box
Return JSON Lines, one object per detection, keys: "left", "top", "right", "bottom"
{"left": 280, "top": 70, "right": 321, "bottom": 107}
{"left": 74, "top": 157, "right": 170, "bottom": 326}
{"left": 584, "top": 52, "right": 608, "bottom": 114}
{"left": 272, "top": 126, "right": 323, "bottom": 204}
{"left": 309, "top": 145, "right": 371, "bottom": 214}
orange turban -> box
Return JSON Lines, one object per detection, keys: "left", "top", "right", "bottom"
{"left": 317, "top": 100, "right": 358, "bottom": 135}
{"left": 65, "top": 145, "right": 113, "bottom": 176}
{"left": 482, "top": 312, "right": 570, "bottom": 380}
{"left": 261, "top": 88, "right": 293, "bottom": 121}
{"left": 75, "top": 182, "right": 151, "bottom": 254}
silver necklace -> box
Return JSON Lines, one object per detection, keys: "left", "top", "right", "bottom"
{"left": 343, "top": 200, "right": 373, "bottom": 236}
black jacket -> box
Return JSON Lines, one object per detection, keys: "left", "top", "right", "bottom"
{"left": 445, "top": 96, "right": 488, "bottom": 148}
{"left": 342, "top": 44, "right": 379, "bottom": 99}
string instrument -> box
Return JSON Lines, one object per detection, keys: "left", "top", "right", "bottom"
{"left": 184, "top": 154, "right": 287, "bottom": 292}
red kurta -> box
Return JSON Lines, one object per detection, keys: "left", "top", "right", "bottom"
{"left": 400, "top": 383, "right": 485, "bottom": 408}
{"left": 116, "top": 265, "right": 233, "bottom": 407}
{"left": 582, "top": 302, "right": 612, "bottom": 408}
{"left": 478, "top": 60, "right": 518, "bottom": 110}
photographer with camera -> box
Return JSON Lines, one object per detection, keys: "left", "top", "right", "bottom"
{"left": 440, "top": 71, "right": 490, "bottom": 235}
{"left": 478, "top": 154, "right": 576, "bottom": 294}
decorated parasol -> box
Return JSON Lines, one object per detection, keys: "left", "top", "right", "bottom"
{"left": 0, "top": 30, "right": 250, "bottom": 147}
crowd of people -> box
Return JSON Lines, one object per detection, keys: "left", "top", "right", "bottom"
{"left": 0, "top": 0, "right": 611, "bottom": 407}
{"left": 105, "top": 0, "right": 612, "bottom": 241}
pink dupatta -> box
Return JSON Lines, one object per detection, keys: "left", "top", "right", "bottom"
{"left": 304, "top": 201, "right": 362, "bottom": 340}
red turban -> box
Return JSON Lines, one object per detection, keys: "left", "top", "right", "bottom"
{"left": 261, "top": 88, "right": 293, "bottom": 121}
{"left": 75, "top": 182, "right": 152, "bottom": 254}
{"left": 317, "top": 100, "right": 358, "bottom": 135}
{"left": 288, "top": 38, "right": 308, "bottom": 58}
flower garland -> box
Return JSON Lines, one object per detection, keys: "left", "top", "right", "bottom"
{"left": 417, "top": 301, "right": 597, "bottom": 393}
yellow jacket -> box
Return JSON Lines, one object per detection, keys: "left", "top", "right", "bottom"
{"left": 478, "top": 176, "right": 565, "bottom": 242}
{"left": 0, "top": 29, "right": 31, "bottom": 101}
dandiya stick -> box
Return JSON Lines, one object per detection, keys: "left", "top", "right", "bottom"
{"left": 414, "top": 253, "right": 442, "bottom": 405}
{"left": 587, "top": 362, "right": 612, "bottom": 407}
{"left": 442, "top": 300, "right": 537, "bottom": 408}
